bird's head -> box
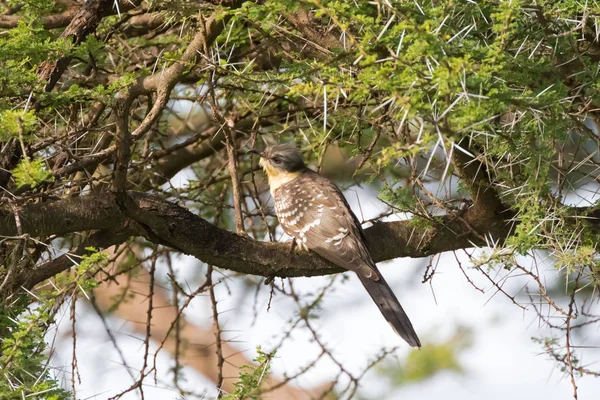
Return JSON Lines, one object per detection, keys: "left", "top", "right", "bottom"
{"left": 250, "top": 143, "right": 305, "bottom": 189}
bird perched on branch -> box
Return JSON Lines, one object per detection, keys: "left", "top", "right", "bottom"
{"left": 252, "top": 143, "right": 421, "bottom": 347}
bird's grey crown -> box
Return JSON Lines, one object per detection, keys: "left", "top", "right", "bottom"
{"left": 262, "top": 143, "right": 306, "bottom": 172}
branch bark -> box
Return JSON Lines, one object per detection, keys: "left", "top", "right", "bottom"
{"left": 107, "top": 1, "right": 245, "bottom": 193}
{"left": 37, "top": 0, "right": 143, "bottom": 92}
{"left": 452, "top": 136, "right": 505, "bottom": 223}
{"left": 0, "top": 1, "right": 140, "bottom": 30}
{"left": 0, "top": 190, "right": 518, "bottom": 286}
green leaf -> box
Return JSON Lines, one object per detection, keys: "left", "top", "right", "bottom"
{"left": 0, "top": 110, "right": 37, "bottom": 140}
{"left": 12, "top": 158, "right": 53, "bottom": 188}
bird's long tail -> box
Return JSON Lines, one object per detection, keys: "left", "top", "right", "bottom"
{"left": 357, "top": 271, "right": 421, "bottom": 347}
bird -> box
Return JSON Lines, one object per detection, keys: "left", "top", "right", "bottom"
{"left": 252, "top": 143, "right": 421, "bottom": 347}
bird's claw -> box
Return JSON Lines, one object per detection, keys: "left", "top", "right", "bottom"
{"left": 264, "top": 273, "right": 276, "bottom": 285}
{"left": 288, "top": 238, "right": 297, "bottom": 256}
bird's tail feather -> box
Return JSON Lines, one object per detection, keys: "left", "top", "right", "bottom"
{"left": 357, "top": 271, "right": 421, "bottom": 348}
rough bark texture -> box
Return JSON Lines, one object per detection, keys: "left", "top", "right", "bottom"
{"left": 1, "top": 190, "right": 516, "bottom": 286}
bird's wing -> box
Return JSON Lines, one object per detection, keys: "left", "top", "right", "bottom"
{"left": 274, "top": 171, "right": 378, "bottom": 280}
{"left": 274, "top": 170, "right": 421, "bottom": 347}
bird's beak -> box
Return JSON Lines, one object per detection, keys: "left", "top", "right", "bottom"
{"left": 247, "top": 149, "right": 264, "bottom": 158}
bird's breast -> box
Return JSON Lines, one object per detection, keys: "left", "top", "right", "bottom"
{"left": 266, "top": 169, "right": 301, "bottom": 195}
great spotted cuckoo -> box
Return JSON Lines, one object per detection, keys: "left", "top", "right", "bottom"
{"left": 253, "top": 143, "right": 421, "bottom": 347}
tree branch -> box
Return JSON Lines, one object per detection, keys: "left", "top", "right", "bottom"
{"left": 0, "top": 1, "right": 140, "bottom": 30}
{"left": 37, "top": 0, "right": 144, "bottom": 92}
{"left": 18, "top": 228, "right": 135, "bottom": 290}
{"left": 0, "top": 191, "right": 518, "bottom": 284}
{"left": 0, "top": 5, "right": 77, "bottom": 30}
{"left": 284, "top": 9, "right": 341, "bottom": 54}
{"left": 108, "top": 2, "right": 245, "bottom": 192}
{"left": 452, "top": 136, "right": 506, "bottom": 223}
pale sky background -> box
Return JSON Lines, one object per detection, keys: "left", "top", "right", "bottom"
{"left": 48, "top": 172, "right": 600, "bottom": 400}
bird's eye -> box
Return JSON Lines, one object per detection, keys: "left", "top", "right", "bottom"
{"left": 272, "top": 156, "right": 282, "bottom": 164}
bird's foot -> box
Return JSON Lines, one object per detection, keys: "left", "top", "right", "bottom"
{"left": 288, "top": 238, "right": 297, "bottom": 257}
{"left": 264, "top": 273, "right": 276, "bottom": 285}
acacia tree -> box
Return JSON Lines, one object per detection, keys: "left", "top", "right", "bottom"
{"left": 0, "top": 0, "right": 599, "bottom": 398}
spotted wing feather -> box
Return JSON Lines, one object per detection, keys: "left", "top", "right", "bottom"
{"left": 273, "top": 170, "right": 377, "bottom": 280}
{"left": 273, "top": 169, "right": 421, "bottom": 348}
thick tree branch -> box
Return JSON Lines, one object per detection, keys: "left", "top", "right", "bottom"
{"left": 1, "top": 191, "right": 517, "bottom": 283}
{"left": 0, "top": 5, "right": 78, "bottom": 30}
{"left": 452, "top": 136, "right": 506, "bottom": 223}
{"left": 0, "top": 195, "right": 125, "bottom": 237}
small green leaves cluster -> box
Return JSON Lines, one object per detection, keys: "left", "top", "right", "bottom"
{"left": 0, "top": 247, "right": 109, "bottom": 399}
{"left": 12, "top": 158, "right": 53, "bottom": 188}
{"left": 71, "top": 247, "right": 109, "bottom": 291}
{"left": 554, "top": 245, "right": 597, "bottom": 274}
{"left": 506, "top": 196, "right": 546, "bottom": 254}
{"left": 380, "top": 185, "right": 417, "bottom": 212}
{"left": 0, "top": 110, "right": 37, "bottom": 141}
{"left": 0, "top": 295, "right": 70, "bottom": 400}
{"left": 222, "top": 347, "right": 276, "bottom": 400}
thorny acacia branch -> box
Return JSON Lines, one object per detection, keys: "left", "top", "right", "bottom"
{"left": 0, "top": 186, "right": 535, "bottom": 285}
